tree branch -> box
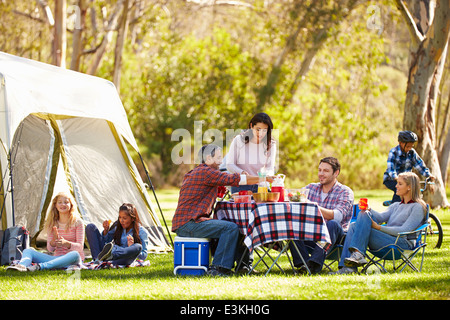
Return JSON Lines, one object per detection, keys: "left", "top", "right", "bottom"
{"left": 395, "top": 0, "right": 424, "bottom": 48}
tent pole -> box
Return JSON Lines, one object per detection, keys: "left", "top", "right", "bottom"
{"left": 9, "top": 151, "right": 15, "bottom": 226}
{"left": 138, "top": 153, "right": 173, "bottom": 247}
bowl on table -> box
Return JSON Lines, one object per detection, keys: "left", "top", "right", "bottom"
{"left": 286, "top": 188, "right": 309, "bottom": 202}
{"left": 252, "top": 193, "right": 267, "bottom": 203}
{"left": 266, "top": 192, "right": 280, "bottom": 202}
{"left": 253, "top": 192, "right": 279, "bottom": 203}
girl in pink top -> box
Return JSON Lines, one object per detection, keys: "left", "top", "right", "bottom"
{"left": 6, "top": 192, "right": 85, "bottom": 272}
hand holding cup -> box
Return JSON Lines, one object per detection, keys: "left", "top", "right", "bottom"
{"left": 359, "top": 198, "right": 369, "bottom": 211}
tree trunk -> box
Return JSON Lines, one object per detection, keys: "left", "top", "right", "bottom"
{"left": 53, "top": 0, "right": 66, "bottom": 67}
{"left": 113, "top": 0, "right": 130, "bottom": 92}
{"left": 398, "top": 0, "right": 450, "bottom": 208}
{"left": 70, "top": 0, "right": 88, "bottom": 71}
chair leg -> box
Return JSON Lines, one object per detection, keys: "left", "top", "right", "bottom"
{"left": 363, "top": 252, "right": 388, "bottom": 274}
{"left": 365, "top": 246, "right": 426, "bottom": 274}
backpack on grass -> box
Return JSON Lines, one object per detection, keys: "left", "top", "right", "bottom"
{"left": 1, "top": 225, "right": 29, "bottom": 265}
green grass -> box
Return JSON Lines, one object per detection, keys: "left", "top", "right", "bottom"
{"left": 1, "top": 188, "right": 449, "bottom": 300}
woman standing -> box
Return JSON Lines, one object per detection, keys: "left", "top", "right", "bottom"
{"left": 333, "top": 172, "right": 427, "bottom": 274}
{"left": 225, "top": 112, "right": 277, "bottom": 194}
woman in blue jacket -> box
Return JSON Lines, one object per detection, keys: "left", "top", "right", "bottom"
{"left": 86, "top": 203, "right": 149, "bottom": 265}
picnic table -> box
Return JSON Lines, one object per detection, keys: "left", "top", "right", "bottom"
{"left": 214, "top": 201, "right": 331, "bottom": 275}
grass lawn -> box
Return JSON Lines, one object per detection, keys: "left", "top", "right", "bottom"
{"left": 1, "top": 188, "right": 449, "bottom": 302}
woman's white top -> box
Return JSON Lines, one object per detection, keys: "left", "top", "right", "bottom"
{"left": 225, "top": 135, "right": 277, "bottom": 176}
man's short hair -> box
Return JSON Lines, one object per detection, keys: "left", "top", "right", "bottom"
{"left": 198, "top": 144, "right": 221, "bottom": 164}
{"left": 319, "top": 157, "right": 340, "bottom": 173}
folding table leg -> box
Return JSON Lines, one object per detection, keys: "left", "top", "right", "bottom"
{"left": 252, "top": 247, "right": 271, "bottom": 270}
{"left": 264, "top": 243, "right": 289, "bottom": 276}
{"left": 289, "top": 240, "right": 311, "bottom": 275}
{"left": 249, "top": 242, "right": 285, "bottom": 275}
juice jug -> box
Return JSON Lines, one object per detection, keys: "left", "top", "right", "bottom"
{"left": 271, "top": 174, "right": 285, "bottom": 202}
{"left": 257, "top": 167, "right": 269, "bottom": 193}
{"left": 258, "top": 182, "right": 268, "bottom": 193}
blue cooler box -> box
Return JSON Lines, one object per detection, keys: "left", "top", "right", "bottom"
{"left": 174, "top": 237, "right": 210, "bottom": 276}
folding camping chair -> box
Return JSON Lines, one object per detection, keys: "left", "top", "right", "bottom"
{"left": 361, "top": 205, "right": 430, "bottom": 273}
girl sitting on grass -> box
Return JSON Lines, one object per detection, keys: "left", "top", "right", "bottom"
{"left": 86, "top": 203, "right": 149, "bottom": 265}
{"left": 7, "top": 192, "right": 85, "bottom": 272}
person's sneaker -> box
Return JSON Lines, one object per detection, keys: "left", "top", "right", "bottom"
{"left": 383, "top": 200, "right": 392, "bottom": 206}
{"left": 235, "top": 265, "right": 259, "bottom": 275}
{"left": 344, "top": 250, "right": 368, "bottom": 267}
{"left": 206, "top": 265, "right": 232, "bottom": 277}
{"left": 296, "top": 261, "right": 322, "bottom": 275}
{"left": 330, "top": 266, "right": 358, "bottom": 275}
{"left": 296, "top": 265, "right": 309, "bottom": 275}
{"left": 27, "top": 263, "right": 41, "bottom": 272}
{"left": 97, "top": 242, "right": 114, "bottom": 261}
{"left": 6, "top": 264, "right": 27, "bottom": 272}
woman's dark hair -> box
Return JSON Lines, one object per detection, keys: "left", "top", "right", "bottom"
{"left": 241, "top": 113, "right": 274, "bottom": 151}
{"left": 113, "top": 203, "right": 142, "bottom": 245}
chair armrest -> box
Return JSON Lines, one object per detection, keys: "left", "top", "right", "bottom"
{"left": 394, "top": 223, "right": 429, "bottom": 244}
{"left": 397, "top": 223, "right": 429, "bottom": 237}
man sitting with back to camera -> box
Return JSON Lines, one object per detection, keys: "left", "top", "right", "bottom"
{"left": 289, "top": 157, "right": 354, "bottom": 274}
{"left": 172, "top": 144, "right": 272, "bottom": 276}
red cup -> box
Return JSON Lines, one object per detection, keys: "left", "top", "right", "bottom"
{"left": 359, "top": 198, "right": 368, "bottom": 210}
{"left": 217, "top": 186, "right": 226, "bottom": 198}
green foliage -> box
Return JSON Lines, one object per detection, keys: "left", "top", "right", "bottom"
{"left": 119, "top": 3, "right": 407, "bottom": 189}
{"left": 267, "top": 12, "right": 396, "bottom": 190}
{"left": 128, "top": 28, "right": 265, "bottom": 176}
{"left": 0, "top": 0, "right": 412, "bottom": 189}
{"left": 0, "top": 1, "right": 52, "bottom": 60}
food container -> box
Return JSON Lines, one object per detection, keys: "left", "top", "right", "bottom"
{"left": 253, "top": 192, "right": 280, "bottom": 203}
{"left": 271, "top": 174, "right": 286, "bottom": 202}
{"left": 266, "top": 192, "right": 280, "bottom": 202}
{"left": 232, "top": 195, "right": 252, "bottom": 203}
{"left": 287, "top": 188, "right": 309, "bottom": 202}
{"left": 253, "top": 193, "right": 267, "bottom": 203}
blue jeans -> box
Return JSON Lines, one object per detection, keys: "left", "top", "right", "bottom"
{"left": 289, "top": 219, "right": 345, "bottom": 269}
{"left": 85, "top": 223, "right": 107, "bottom": 259}
{"left": 85, "top": 223, "right": 142, "bottom": 265}
{"left": 339, "top": 210, "right": 412, "bottom": 267}
{"left": 110, "top": 244, "right": 142, "bottom": 265}
{"left": 383, "top": 179, "right": 401, "bottom": 203}
{"left": 176, "top": 219, "right": 240, "bottom": 270}
{"left": 19, "top": 248, "right": 81, "bottom": 270}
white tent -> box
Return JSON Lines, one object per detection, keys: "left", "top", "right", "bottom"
{"left": 0, "top": 51, "right": 170, "bottom": 252}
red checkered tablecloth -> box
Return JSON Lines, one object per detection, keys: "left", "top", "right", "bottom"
{"left": 214, "top": 201, "right": 331, "bottom": 253}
